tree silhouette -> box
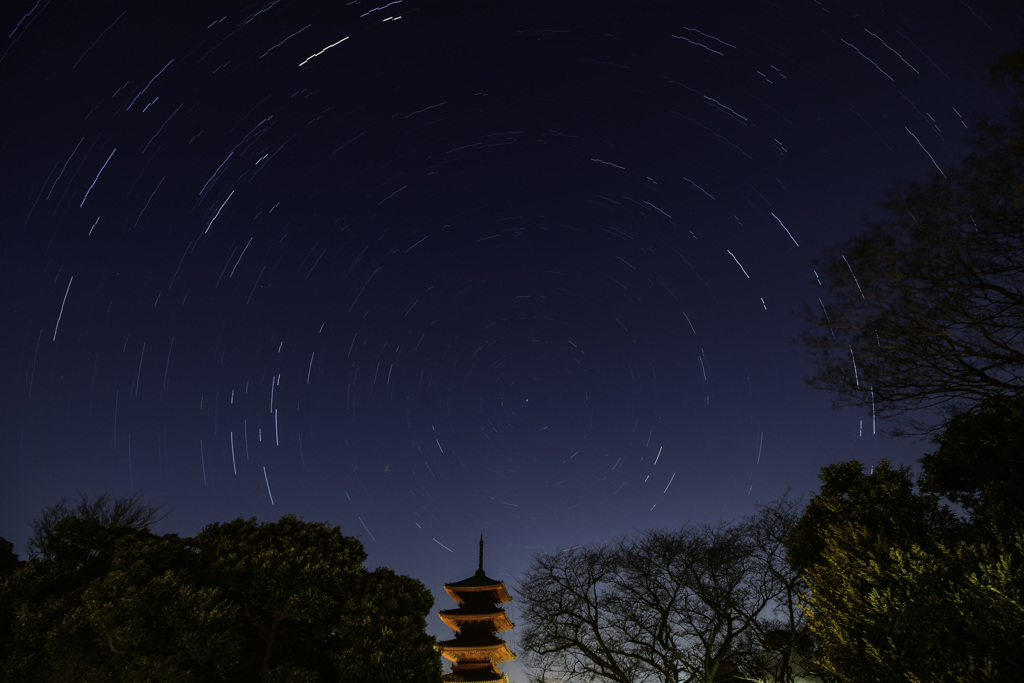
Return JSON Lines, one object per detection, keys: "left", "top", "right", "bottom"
{"left": 801, "top": 45, "right": 1024, "bottom": 431}
{"left": 1, "top": 506, "right": 441, "bottom": 682}
{"left": 518, "top": 499, "right": 807, "bottom": 683}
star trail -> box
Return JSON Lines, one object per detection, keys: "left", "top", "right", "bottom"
{"left": 1, "top": 0, "right": 1020, "bottom": 643}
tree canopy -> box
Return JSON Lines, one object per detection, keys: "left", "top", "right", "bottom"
{"left": 800, "top": 47, "right": 1024, "bottom": 429}
{"left": 0, "top": 494, "right": 442, "bottom": 683}
{"left": 791, "top": 45, "right": 1024, "bottom": 677}
{"left": 786, "top": 457, "right": 1024, "bottom": 682}
{"left": 0, "top": 538, "right": 19, "bottom": 578}
{"left": 918, "top": 391, "right": 1024, "bottom": 530}
{"left": 26, "top": 490, "right": 168, "bottom": 563}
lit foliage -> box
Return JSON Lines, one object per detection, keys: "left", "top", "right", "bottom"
{"left": 794, "top": 44, "right": 1024, "bottom": 679}
{"left": 0, "top": 497, "right": 441, "bottom": 683}
{"left": 1, "top": 519, "right": 237, "bottom": 682}
{"left": 787, "top": 459, "right": 1024, "bottom": 682}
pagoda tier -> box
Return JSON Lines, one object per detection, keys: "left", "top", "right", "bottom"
{"left": 440, "top": 660, "right": 506, "bottom": 683}
{"left": 444, "top": 574, "right": 513, "bottom": 606}
{"left": 437, "top": 536, "right": 515, "bottom": 683}
{"left": 436, "top": 639, "right": 515, "bottom": 664}
{"left": 438, "top": 606, "right": 514, "bottom": 633}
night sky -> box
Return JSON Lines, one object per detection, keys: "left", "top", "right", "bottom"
{"left": 2, "top": 0, "right": 1021, "bottom": 655}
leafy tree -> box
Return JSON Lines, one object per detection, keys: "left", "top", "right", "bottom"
{"left": 27, "top": 491, "right": 167, "bottom": 563}
{"left": 0, "top": 536, "right": 21, "bottom": 667}
{"left": 80, "top": 531, "right": 242, "bottom": 682}
{"left": 0, "top": 521, "right": 230, "bottom": 682}
{"left": 0, "top": 493, "right": 176, "bottom": 682}
{"left": 195, "top": 515, "right": 368, "bottom": 681}
{"left": 328, "top": 567, "right": 441, "bottom": 683}
{"left": 795, "top": 44, "right": 1024, "bottom": 674}
{"left": 518, "top": 499, "right": 807, "bottom": 683}
{"left": 787, "top": 460, "right": 1024, "bottom": 682}
{"left": 195, "top": 515, "right": 441, "bottom": 683}
{"left": 919, "top": 391, "right": 1024, "bottom": 530}
{"left": 785, "top": 461, "right": 952, "bottom": 576}
{"left": 0, "top": 506, "right": 442, "bottom": 683}
{"left": 800, "top": 46, "right": 1024, "bottom": 430}
{"left": 0, "top": 537, "right": 19, "bottom": 578}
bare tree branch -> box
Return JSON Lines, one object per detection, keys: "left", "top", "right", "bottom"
{"left": 799, "top": 67, "right": 1024, "bottom": 432}
{"left": 518, "top": 500, "right": 810, "bottom": 683}
{"left": 27, "top": 491, "right": 168, "bottom": 562}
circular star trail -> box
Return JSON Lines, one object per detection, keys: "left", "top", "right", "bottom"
{"left": 1, "top": 0, "right": 1020, "bottom": 638}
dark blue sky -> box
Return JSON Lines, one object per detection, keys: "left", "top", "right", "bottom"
{"left": 2, "top": 0, "right": 1020, "bottom": 655}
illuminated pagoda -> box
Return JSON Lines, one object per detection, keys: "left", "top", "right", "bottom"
{"left": 437, "top": 536, "right": 515, "bottom": 683}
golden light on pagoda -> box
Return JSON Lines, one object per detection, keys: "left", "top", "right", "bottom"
{"left": 436, "top": 536, "right": 515, "bottom": 683}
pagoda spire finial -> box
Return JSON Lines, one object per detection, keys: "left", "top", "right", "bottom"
{"left": 478, "top": 534, "right": 484, "bottom": 573}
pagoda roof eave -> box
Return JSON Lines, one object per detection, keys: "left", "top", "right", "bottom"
{"left": 444, "top": 568, "right": 504, "bottom": 588}
{"left": 437, "top": 640, "right": 516, "bottom": 664}
{"left": 438, "top": 609, "right": 514, "bottom": 632}
{"left": 443, "top": 579, "right": 512, "bottom": 604}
